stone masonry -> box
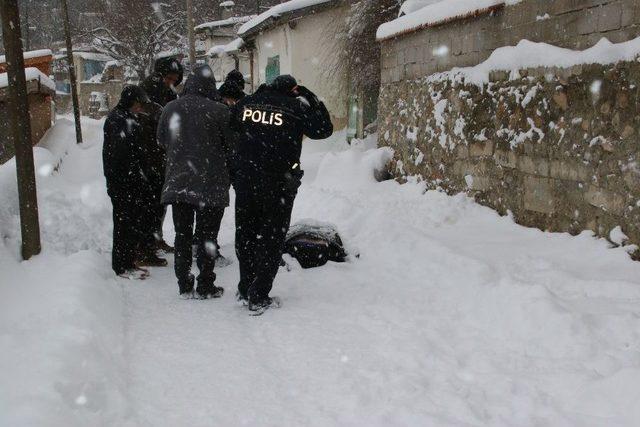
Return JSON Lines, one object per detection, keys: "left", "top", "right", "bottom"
{"left": 380, "top": 0, "right": 640, "bottom": 84}
{"left": 377, "top": 0, "right": 640, "bottom": 252}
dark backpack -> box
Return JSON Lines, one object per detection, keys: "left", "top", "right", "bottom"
{"left": 284, "top": 220, "right": 347, "bottom": 269}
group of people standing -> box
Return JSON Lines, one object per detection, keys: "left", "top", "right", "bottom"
{"left": 102, "top": 58, "right": 333, "bottom": 313}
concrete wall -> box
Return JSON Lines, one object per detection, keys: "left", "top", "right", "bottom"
{"left": 79, "top": 80, "right": 124, "bottom": 118}
{"left": 377, "top": 0, "right": 640, "bottom": 251}
{"left": 249, "top": 5, "right": 350, "bottom": 129}
{"left": 0, "top": 92, "right": 52, "bottom": 164}
{"left": 381, "top": 0, "right": 640, "bottom": 84}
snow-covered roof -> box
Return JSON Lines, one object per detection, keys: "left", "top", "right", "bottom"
{"left": 238, "top": 0, "right": 337, "bottom": 37}
{"left": 0, "top": 49, "right": 53, "bottom": 64}
{"left": 220, "top": 1, "right": 235, "bottom": 6}
{"left": 377, "top": 0, "right": 506, "bottom": 41}
{"left": 0, "top": 67, "right": 56, "bottom": 92}
{"left": 195, "top": 15, "right": 255, "bottom": 32}
{"left": 208, "top": 37, "right": 245, "bottom": 57}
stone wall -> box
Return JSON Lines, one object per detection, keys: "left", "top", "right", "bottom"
{"left": 378, "top": 60, "right": 640, "bottom": 251}
{"left": 377, "top": 0, "right": 640, "bottom": 251}
{"left": 380, "top": 0, "right": 640, "bottom": 84}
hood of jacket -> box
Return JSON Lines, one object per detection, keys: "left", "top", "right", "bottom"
{"left": 182, "top": 65, "right": 219, "bottom": 101}
{"left": 116, "top": 85, "right": 150, "bottom": 110}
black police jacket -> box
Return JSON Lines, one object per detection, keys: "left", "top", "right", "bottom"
{"left": 230, "top": 84, "right": 333, "bottom": 179}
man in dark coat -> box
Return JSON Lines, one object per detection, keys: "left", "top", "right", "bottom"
{"left": 157, "top": 65, "right": 234, "bottom": 299}
{"left": 103, "top": 85, "right": 154, "bottom": 279}
{"left": 224, "top": 69, "right": 246, "bottom": 98}
{"left": 138, "top": 57, "right": 185, "bottom": 257}
{"left": 230, "top": 75, "right": 333, "bottom": 313}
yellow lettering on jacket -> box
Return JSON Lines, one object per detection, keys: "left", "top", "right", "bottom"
{"left": 241, "top": 108, "right": 285, "bottom": 126}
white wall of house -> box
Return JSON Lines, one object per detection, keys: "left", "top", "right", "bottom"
{"left": 249, "top": 5, "right": 349, "bottom": 130}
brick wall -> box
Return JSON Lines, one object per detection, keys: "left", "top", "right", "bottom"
{"left": 381, "top": 0, "right": 640, "bottom": 84}
{"left": 377, "top": 0, "right": 640, "bottom": 251}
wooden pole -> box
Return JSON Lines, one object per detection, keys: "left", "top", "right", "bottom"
{"left": 60, "top": 0, "right": 83, "bottom": 144}
{"left": 0, "top": 0, "right": 42, "bottom": 260}
{"left": 186, "top": 0, "right": 196, "bottom": 67}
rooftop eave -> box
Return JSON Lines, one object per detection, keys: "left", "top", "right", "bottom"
{"left": 377, "top": 3, "right": 505, "bottom": 43}
{"left": 239, "top": 0, "right": 341, "bottom": 41}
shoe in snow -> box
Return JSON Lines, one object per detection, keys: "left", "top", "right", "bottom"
{"left": 156, "top": 239, "right": 174, "bottom": 254}
{"left": 136, "top": 253, "right": 168, "bottom": 267}
{"left": 248, "top": 296, "right": 281, "bottom": 315}
{"left": 180, "top": 290, "right": 195, "bottom": 299}
{"left": 236, "top": 290, "right": 248, "bottom": 306}
{"left": 118, "top": 267, "right": 149, "bottom": 280}
{"left": 215, "top": 254, "right": 233, "bottom": 268}
{"left": 196, "top": 285, "right": 224, "bottom": 299}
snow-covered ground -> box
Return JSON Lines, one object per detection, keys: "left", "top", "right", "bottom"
{"left": 2, "top": 117, "right": 640, "bottom": 426}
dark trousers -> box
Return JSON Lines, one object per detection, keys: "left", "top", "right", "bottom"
{"left": 111, "top": 197, "right": 144, "bottom": 275}
{"left": 235, "top": 174, "right": 300, "bottom": 300}
{"left": 172, "top": 203, "right": 225, "bottom": 290}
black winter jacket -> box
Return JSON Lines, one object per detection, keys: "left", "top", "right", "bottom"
{"left": 157, "top": 66, "right": 234, "bottom": 208}
{"left": 102, "top": 95, "right": 151, "bottom": 201}
{"left": 230, "top": 84, "right": 333, "bottom": 179}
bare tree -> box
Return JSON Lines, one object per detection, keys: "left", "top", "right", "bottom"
{"left": 328, "top": 0, "right": 400, "bottom": 124}
{"left": 81, "top": 1, "right": 186, "bottom": 80}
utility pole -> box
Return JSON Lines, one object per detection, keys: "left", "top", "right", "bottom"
{"left": 24, "top": 0, "right": 30, "bottom": 50}
{"left": 0, "top": 0, "right": 42, "bottom": 260}
{"left": 60, "top": 0, "right": 83, "bottom": 144}
{"left": 186, "top": 0, "right": 196, "bottom": 68}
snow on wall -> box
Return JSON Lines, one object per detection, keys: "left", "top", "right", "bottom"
{"left": 0, "top": 67, "right": 56, "bottom": 91}
{"left": 377, "top": 0, "right": 506, "bottom": 41}
{"left": 433, "top": 36, "right": 640, "bottom": 86}
{"left": 0, "top": 49, "right": 52, "bottom": 64}
{"left": 238, "top": 0, "right": 333, "bottom": 36}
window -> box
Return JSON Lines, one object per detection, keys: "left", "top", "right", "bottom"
{"left": 265, "top": 55, "right": 280, "bottom": 84}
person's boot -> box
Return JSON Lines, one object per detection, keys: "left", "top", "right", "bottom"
{"left": 179, "top": 274, "right": 195, "bottom": 299}
{"left": 155, "top": 239, "right": 174, "bottom": 254}
{"left": 136, "top": 251, "right": 168, "bottom": 267}
{"left": 196, "top": 283, "right": 224, "bottom": 300}
{"left": 235, "top": 290, "right": 248, "bottom": 306}
{"left": 118, "top": 267, "right": 150, "bottom": 280}
{"left": 248, "top": 295, "right": 281, "bottom": 315}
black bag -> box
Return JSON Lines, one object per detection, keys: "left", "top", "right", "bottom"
{"left": 284, "top": 220, "right": 347, "bottom": 269}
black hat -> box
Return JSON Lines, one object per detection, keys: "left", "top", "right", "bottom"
{"left": 271, "top": 74, "right": 297, "bottom": 94}
{"left": 219, "top": 81, "right": 244, "bottom": 101}
{"left": 118, "top": 85, "right": 151, "bottom": 109}
{"left": 225, "top": 69, "right": 245, "bottom": 90}
{"left": 154, "top": 57, "right": 184, "bottom": 85}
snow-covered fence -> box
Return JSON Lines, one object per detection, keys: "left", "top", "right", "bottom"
{"left": 377, "top": 0, "right": 640, "bottom": 253}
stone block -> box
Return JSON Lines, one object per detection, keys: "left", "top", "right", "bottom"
{"left": 549, "top": 159, "right": 592, "bottom": 182}
{"left": 597, "top": 2, "right": 623, "bottom": 32}
{"left": 577, "top": 8, "right": 598, "bottom": 35}
{"left": 524, "top": 175, "right": 555, "bottom": 214}
{"left": 469, "top": 140, "right": 495, "bottom": 157}
{"left": 456, "top": 144, "right": 469, "bottom": 160}
{"left": 584, "top": 185, "right": 626, "bottom": 215}
{"left": 494, "top": 149, "right": 518, "bottom": 169}
{"left": 467, "top": 175, "right": 495, "bottom": 192}
{"left": 519, "top": 156, "right": 550, "bottom": 176}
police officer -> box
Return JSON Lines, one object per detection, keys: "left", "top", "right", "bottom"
{"left": 103, "top": 85, "right": 154, "bottom": 279}
{"left": 230, "top": 75, "right": 333, "bottom": 313}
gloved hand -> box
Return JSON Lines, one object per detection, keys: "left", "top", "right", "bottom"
{"left": 295, "top": 85, "right": 320, "bottom": 105}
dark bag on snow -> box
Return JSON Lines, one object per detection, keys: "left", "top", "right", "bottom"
{"left": 284, "top": 220, "right": 347, "bottom": 269}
